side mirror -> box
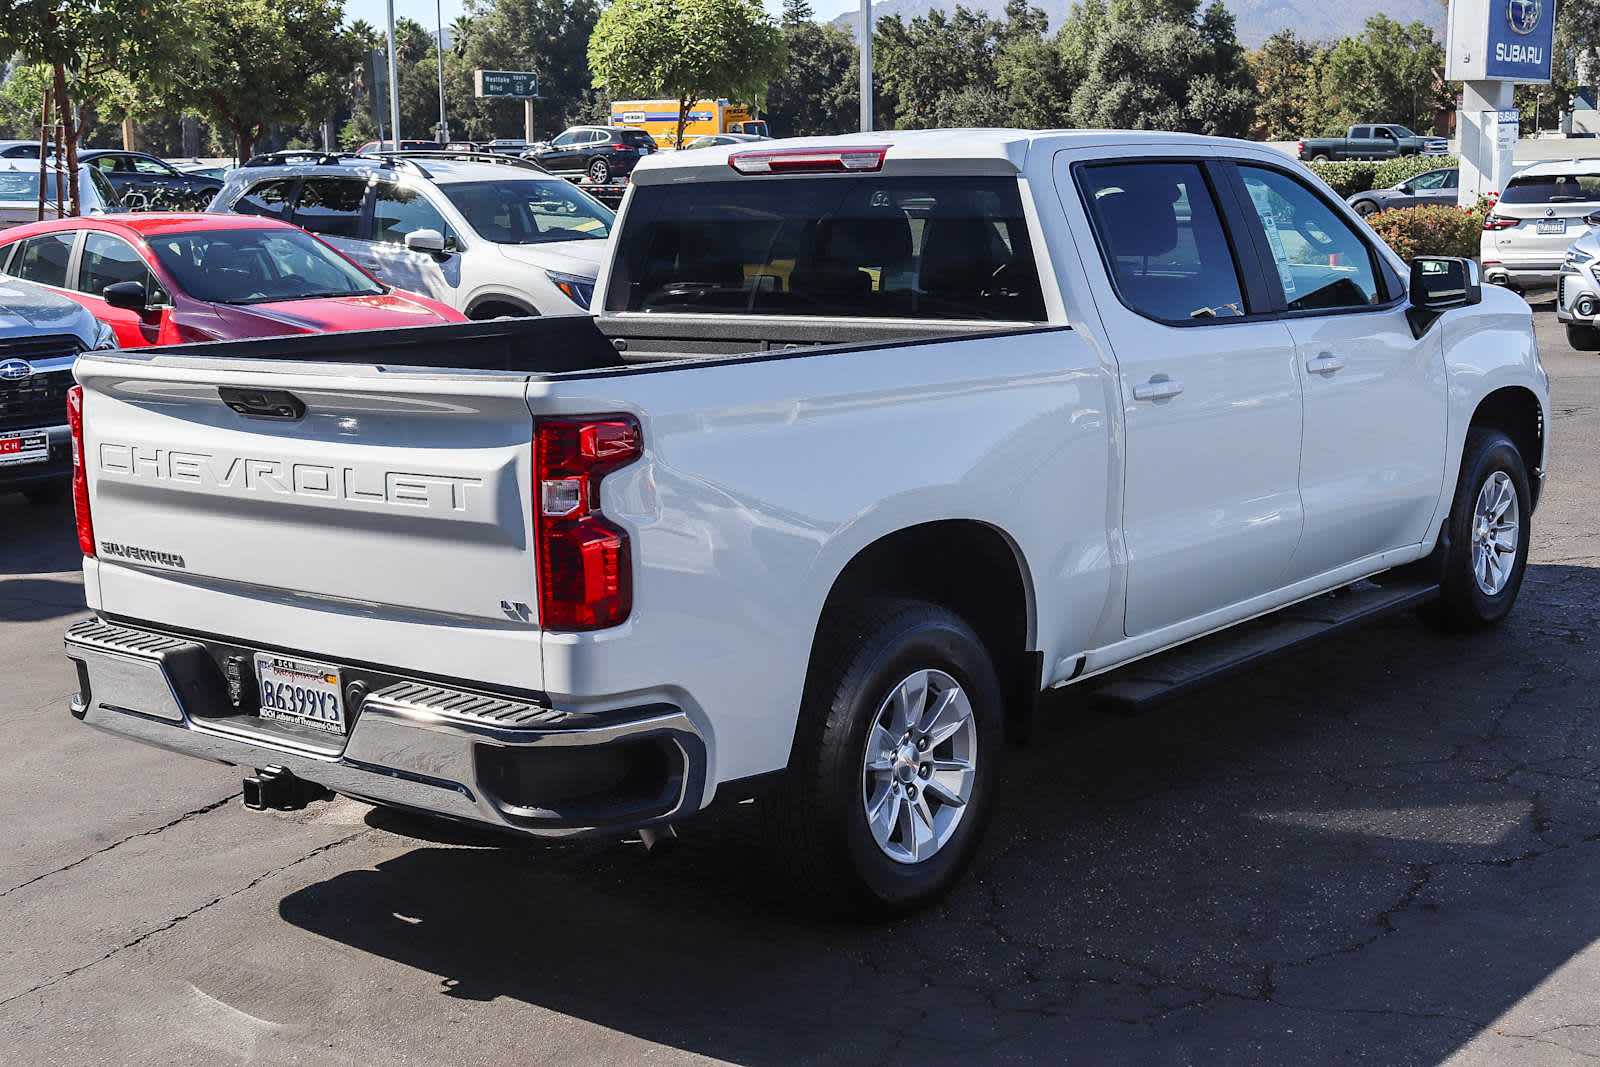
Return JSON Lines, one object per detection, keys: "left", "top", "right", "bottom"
{"left": 404, "top": 228, "right": 447, "bottom": 255}
{"left": 1407, "top": 257, "right": 1480, "bottom": 336}
{"left": 102, "top": 280, "right": 147, "bottom": 311}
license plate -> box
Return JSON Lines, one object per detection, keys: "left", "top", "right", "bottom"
{"left": 0, "top": 431, "right": 47, "bottom": 466}
{"left": 254, "top": 654, "right": 346, "bottom": 734}
{"left": 1538, "top": 219, "right": 1568, "bottom": 235}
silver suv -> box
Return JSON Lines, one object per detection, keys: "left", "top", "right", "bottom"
{"left": 1482, "top": 160, "right": 1600, "bottom": 295}
{"left": 207, "top": 151, "right": 614, "bottom": 316}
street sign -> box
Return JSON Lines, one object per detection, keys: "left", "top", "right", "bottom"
{"left": 474, "top": 70, "right": 539, "bottom": 99}
{"left": 1446, "top": 0, "right": 1553, "bottom": 84}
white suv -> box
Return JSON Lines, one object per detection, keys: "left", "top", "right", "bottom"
{"left": 207, "top": 151, "right": 612, "bottom": 316}
{"left": 1482, "top": 159, "right": 1600, "bottom": 295}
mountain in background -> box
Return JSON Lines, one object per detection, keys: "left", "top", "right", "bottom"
{"left": 828, "top": 0, "right": 1446, "bottom": 47}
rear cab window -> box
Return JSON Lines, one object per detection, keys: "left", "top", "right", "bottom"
{"left": 605, "top": 175, "right": 1047, "bottom": 321}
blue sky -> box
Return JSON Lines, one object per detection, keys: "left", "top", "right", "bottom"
{"left": 342, "top": 0, "right": 861, "bottom": 33}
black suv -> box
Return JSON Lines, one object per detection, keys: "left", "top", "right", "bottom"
{"left": 524, "top": 127, "right": 657, "bottom": 184}
{"left": 80, "top": 150, "right": 223, "bottom": 210}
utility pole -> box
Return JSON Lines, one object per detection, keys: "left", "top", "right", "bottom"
{"left": 858, "top": 0, "right": 873, "bottom": 132}
{"left": 385, "top": 0, "right": 402, "bottom": 149}
{"left": 435, "top": 0, "right": 449, "bottom": 143}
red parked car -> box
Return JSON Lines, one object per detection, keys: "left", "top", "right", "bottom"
{"left": 0, "top": 213, "right": 464, "bottom": 346}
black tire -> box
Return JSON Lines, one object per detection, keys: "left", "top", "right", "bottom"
{"left": 762, "top": 597, "right": 1003, "bottom": 918}
{"left": 22, "top": 482, "right": 67, "bottom": 507}
{"left": 1567, "top": 323, "right": 1600, "bottom": 351}
{"left": 586, "top": 157, "right": 610, "bottom": 183}
{"left": 1353, "top": 199, "right": 1379, "bottom": 217}
{"left": 1419, "top": 429, "right": 1531, "bottom": 632}
{"left": 1310, "top": 153, "right": 1331, "bottom": 162}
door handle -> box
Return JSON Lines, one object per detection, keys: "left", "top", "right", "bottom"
{"left": 1306, "top": 352, "right": 1345, "bottom": 374}
{"left": 1132, "top": 376, "right": 1184, "bottom": 402}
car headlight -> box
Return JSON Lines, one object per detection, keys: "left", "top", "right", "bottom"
{"left": 545, "top": 270, "right": 595, "bottom": 310}
{"left": 91, "top": 319, "right": 118, "bottom": 350}
{"left": 1567, "top": 249, "right": 1594, "bottom": 266}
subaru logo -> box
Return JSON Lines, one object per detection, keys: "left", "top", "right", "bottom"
{"left": 1509, "top": 0, "right": 1540, "bottom": 35}
{"left": 0, "top": 359, "right": 32, "bottom": 382}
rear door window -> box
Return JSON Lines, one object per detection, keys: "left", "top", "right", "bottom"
{"left": 291, "top": 177, "right": 368, "bottom": 239}
{"left": 10, "top": 232, "right": 76, "bottom": 287}
{"left": 1077, "top": 162, "right": 1247, "bottom": 322}
{"left": 232, "top": 177, "right": 298, "bottom": 220}
{"left": 606, "top": 175, "right": 1047, "bottom": 321}
{"left": 1499, "top": 174, "right": 1600, "bottom": 205}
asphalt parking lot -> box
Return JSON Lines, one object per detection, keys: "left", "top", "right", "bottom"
{"left": 2, "top": 308, "right": 1598, "bottom": 1066}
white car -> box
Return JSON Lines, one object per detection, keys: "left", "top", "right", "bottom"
{"left": 66, "top": 130, "right": 1549, "bottom": 916}
{"left": 1483, "top": 158, "right": 1600, "bottom": 294}
{"left": 0, "top": 160, "right": 122, "bottom": 229}
{"left": 207, "top": 151, "right": 612, "bottom": 317}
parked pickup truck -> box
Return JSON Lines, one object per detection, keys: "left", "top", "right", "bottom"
{"left": 1298, "top": 124, "right": 1450, "bottom": 162}
{"left": 63, "top": 131, "right": 1550, "bottom": 916}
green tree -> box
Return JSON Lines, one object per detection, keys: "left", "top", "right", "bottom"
{"left": 874, "top": 7, "right": 1003, "bottom": 129}
{"left": 176, "top": 0, "right": 362, "bottom": 161}
{"left": 460, "top": 0, "right": 601, "bottom": 140}
{"left": 765, "top": 3, "right": 858, "bottom": 136}
{"left": 588, "top": 0, "right": 786, "bottom": 147}
{"left": 995, "top": 0, "right": 1069, "bottom": 128}
{"left": 1248, "top": 30, "right": 1319, "bottom": 140}
{"left": 1313, "top": 15, "right": 1445, "bottom": 134}
{"left": 927, "top": 85, "right": 1012, "bottom": 127}
{"left": 1061, "top": 0, "right": 1255, "bottom": 136}
{"left": 0, "top": 0, "right": 193, "bottom": 212}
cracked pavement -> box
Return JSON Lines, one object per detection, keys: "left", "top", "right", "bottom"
{"left": 1, "top": 308, "right": 1598, "bottom": 1064}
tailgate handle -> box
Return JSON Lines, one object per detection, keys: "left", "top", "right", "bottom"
{"left": 219, "top": 387, "right": 306, "bottom": 420}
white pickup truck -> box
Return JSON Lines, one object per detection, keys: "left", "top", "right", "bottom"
{"left": 64, "top": 131, "right": 1549, "bottom": 915}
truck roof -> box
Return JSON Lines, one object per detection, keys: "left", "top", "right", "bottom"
{"left": 627, "top": 128, "right": 1271, "bottom": 184}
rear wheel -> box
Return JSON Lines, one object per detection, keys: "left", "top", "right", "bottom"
{"left": 1567, "top": 323, "right": 1600, "bottom": 351}
{"left": 1419, "top": 429, "right": 1531, "bottom": 632}
{"left": 762, "top": 598, "right": 1002, "bottom": 917}
{"left": 586, "top": 157, "right": 610, "bottom": 183}
{"left": 1310, "top": 153, "right": 1330, "bottom": 162}
{"left": 1352, "top": 199, "right": 1380, "bottom": 217}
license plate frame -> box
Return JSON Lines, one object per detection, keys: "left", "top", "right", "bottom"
{"left": 253, "top": 654, "right": 347, "bottom": 735}
{"left": 0, "top": 430, "right": 48, "bottom": 467}
{"left": 1538, "top": 219, "right": 1568, "bottom": 236}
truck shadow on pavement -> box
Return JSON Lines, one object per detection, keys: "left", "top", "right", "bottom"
{"left": 279, "top": 562, "right": 1600, "bottom": 1064}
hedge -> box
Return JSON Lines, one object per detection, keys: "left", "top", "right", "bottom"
{"left": 1305, "top": 155, "right": 1460, "bottom": 198}
{"left": 1364, "top": 201, "right": 1485, "bottom": 261}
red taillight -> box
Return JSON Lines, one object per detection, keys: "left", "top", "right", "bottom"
{"left": 533, "top": 416, "right": 641, "bottom": 631}
{"left": 66, "top": 385, "right": 94, "bottom": 557}
{"left": 729, "top": 145, "right": 888, "bottom": 175}
{"left": 1484, "top": 214, "right": 1518, "bottom": 231}
{"left": 1296, "top": 141, "right": 1304, "bottom": 155}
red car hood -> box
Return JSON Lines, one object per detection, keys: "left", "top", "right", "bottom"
{"left": 216, "top": 291, "right": 461, "bottom": 335}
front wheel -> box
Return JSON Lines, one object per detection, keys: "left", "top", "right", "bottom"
{"left": 762, "top": 598, "right": 1002, "bottom": 917}
{"left": 1352, "top": 199, "right": 1379, "bottom": 217}
{"left": 1419, "top": 429, "right": 1531, "bottom": 632}
{"left": 586, "top": 157, "right": 610, "bottom": 183}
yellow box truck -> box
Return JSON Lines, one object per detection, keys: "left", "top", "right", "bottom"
{"left": 609, "top": 99, "right": 769, "bottom": 148}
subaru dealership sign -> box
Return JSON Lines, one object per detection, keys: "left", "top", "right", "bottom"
{"left": 1446, "top": 0, "right": 1553, "bottom": 83}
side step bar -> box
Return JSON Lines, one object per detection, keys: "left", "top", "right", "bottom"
{"left": 1090, "top": 580, "right": 1439, "bottom": 714}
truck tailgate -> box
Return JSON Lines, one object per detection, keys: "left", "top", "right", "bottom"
{"left": 76, "top": 355, "right": 541, "bottom": 679}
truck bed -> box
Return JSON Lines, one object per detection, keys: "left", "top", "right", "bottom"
{"left": 106, "top": 314, "right": 1039, "bottom": 377}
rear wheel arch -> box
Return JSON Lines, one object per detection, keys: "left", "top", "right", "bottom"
{"left": 804, "top": 520, "right": 1038, "bottom": 741}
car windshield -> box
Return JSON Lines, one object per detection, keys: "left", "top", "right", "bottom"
{"left": 1500, "top": 174, "right": 1600, "bottom": 204}
{"left": 441, "top": 179, "right": 613, "bottom": 243}
{"left": 145, "top": 227, "right": 383, "bottom": 304}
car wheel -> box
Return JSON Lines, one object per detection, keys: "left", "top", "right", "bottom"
{"left": 1353, "top": 199, "right": 1379, "bottom": 216}
{"left": 1567, "top": 323, "right": 1600, "bottom": 351}
{"left": 22, "top": 482, "right": 67, "bottom": 507}
{"left": 587, "top": 157, "right": 610, "bottom": 184}
{"left": 1311, "top": 153, "right": 1331, "bottom": 162}
{"left": 761, "top": 597, "right": 1002, "bottom": 918}
{"left": 1418, "top": 429, "right": 1531, "bottom": 632}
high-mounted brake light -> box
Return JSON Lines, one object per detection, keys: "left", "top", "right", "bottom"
{"left": 67, "top": 385, "right": 95, "bottom": 557}
{"left": 728, "top": 145, "right": 888, "bottom": 175}
{"left": 534, "top": 415, "right": 642, "bottom": 631}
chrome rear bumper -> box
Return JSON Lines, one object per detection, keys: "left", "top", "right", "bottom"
{"left": 65, "top": 618, "right": 705, "bottom": 836}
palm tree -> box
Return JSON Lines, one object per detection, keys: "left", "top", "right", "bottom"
{"left": 346, "top": 19, "right": 380, "bottom": 52}
{"left": 449, "top": 15, "right": 474, "bottom": 57}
